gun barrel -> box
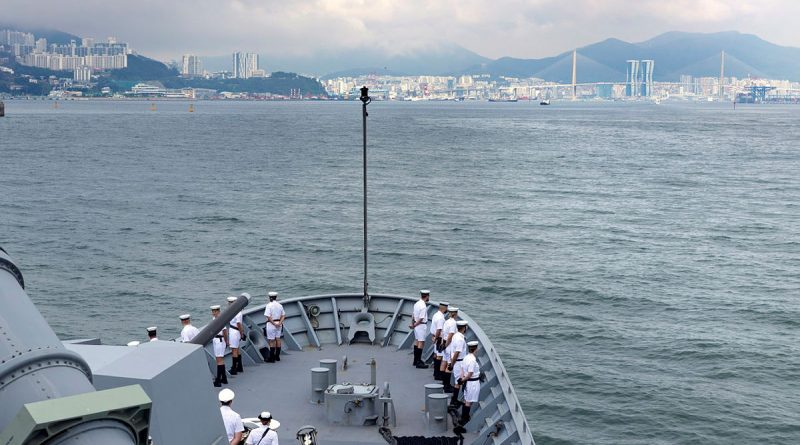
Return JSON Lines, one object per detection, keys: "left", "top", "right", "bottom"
{"left": 190, "top": 293, "right": 250, "bottom": 345}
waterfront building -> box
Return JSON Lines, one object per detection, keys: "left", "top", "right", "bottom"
{"left": 129, "top": 83, "right": 167, "bottom": 96}
{"left": 679, "top": 75, "right": 694, "bottom": 95}
{"left": 597, "top": 83, "right": 614, "bottom": 99}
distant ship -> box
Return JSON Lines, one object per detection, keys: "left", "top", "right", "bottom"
{"left": 488, "top": 98, "right": 518, "bottom": 102}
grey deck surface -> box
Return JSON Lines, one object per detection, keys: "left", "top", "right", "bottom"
{"left": 222, "top": 343, "right": 477, "bottom": 444}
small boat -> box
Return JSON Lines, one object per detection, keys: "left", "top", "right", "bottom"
{"left": 539, "top": 99, "right": 550, "bottom": 106}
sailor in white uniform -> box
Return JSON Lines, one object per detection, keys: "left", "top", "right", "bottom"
{"left": 245, "top": 411, "right": 281, "bottom": 445}
{"left": 409, "top": 289, "right": 430, "bottom": 368}
{"left": 458, "top": 340, "right": 481, "bottom": 427}
{"left": 227, "top": 296, "right": 245, "bottom": 375}
{"left": 264, "top": 291, "right": 285, "bottom": 363}
{"left": 447, "top": 320, "right": 468, "bottom": 407}
{"left": 218, "top": 388, "right": 244, "bottom": 445}
{"left": 430, "top": 300, "right": 448, "bottom": 381}
{"left": 179, "top": 314, "right": 199, "bottom": 342}
{"left": 438, "top": 306, "right": 459, "bottom": 391}
{"left": 146, "top": 326, "right": 158, "bottom": 342}
{"left": 211, "top": 304, "right": 229, "bottom": 387}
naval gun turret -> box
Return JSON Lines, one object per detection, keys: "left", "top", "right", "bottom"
{"left": 0, "top": 247, "right": 151, "bottom": 445}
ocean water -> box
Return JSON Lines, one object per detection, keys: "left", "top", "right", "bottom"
{"left": 1, "top": 99, "right": 798, "bottom": 444}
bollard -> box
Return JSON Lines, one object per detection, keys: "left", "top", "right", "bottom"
{"left": 427, "top": 393, "right": 449, "bottom": 433}
{"left": 320, "top": 359, "right": 337, "bottom": 386}
{"left": 310, "top": 367, "right": 329, "bottom": 404}
{"left": 424, "top": 383, "right": 444, "bottom": 412}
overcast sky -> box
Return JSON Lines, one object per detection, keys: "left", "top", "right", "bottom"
{"left": 5, "top": 0, "right": 800, "bottom": 61}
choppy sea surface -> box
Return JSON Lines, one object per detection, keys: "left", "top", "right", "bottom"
{"left": 1, "top": 99, "right": 798, "bottom": 444}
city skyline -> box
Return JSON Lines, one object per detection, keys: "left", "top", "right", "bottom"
{"left": 3, "top": 0, "right": 800, "bottom": 62}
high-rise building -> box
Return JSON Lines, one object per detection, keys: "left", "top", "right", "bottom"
{"left": 626, "top": 59, "right": 654, "bottom": 97}
{"left": 626, "top": 60, "right": 639, "bottom": 97}
{"left": 35, "top": 38, "right": 47, "bottom": 53}
{"left": 0, "top": 29, "right": 34, "bottom": 46}
{"left": 232, "top": 52, "right": 258, "bottom": 79}
{"left": 181, "top": 54, "right": 202, "bottom": 77}
{"left": 640, "top": 60, "right": 654, "bottom": 97}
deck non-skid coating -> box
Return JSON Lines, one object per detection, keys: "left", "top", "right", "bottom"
{"left": 224, "top": 343, "right": 478, "bottom": 444}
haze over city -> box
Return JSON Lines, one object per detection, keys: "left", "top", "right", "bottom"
{"left": 4, "top": 0, "right": 800, "bottom": 61}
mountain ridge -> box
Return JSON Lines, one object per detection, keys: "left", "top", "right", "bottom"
{"left": 463, "top": 31, "right": 800, "bottom": 82}
{"left": 3, "top": 25, "right": 799, "bottom": 82}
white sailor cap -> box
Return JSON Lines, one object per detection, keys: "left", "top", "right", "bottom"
{"left": 127, "top": 341, "right": 140, "bottom": 347}
{"left": 218, "top": 388, "right": 235, "bottom": 402}
{"left": 227, "top": 296, "right": 237, "bottom": 303}
{"left": 268, "top": 291, "right": 278, "bottom": 298}
{"left": 179, "top": 314, "right": 191, "bottom": 320}
{"left": 210, "top": 304, "right": 221, "bottom": 310}
{"left": 448, "top": 306, "right": 459, "bottom": 312}
{"left": 146, "top": 326, "right": 157, "bottom": 333}
{"left": 420, "top": 289, "right": 431, "bottom": 295}
{"left": 439, "top": 301, "right": 450, "bottom": 307}
{"left": 258, "top": 412, "right": 281, "bottom": 428}
{"left": 467, "top": 341, "right": 479, "bottom": 347}
{"left": 456, "top": 320, "right": 469, "bottom": 327}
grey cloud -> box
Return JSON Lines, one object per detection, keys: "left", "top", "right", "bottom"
{"left": 3, "top": 0, "right": 800, "bottom": 62}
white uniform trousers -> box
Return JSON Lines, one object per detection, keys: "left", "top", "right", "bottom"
{"left": 266, "top": 323, "right": 282, "bottom": 340}
{"left": 464, "top": 379, "right": 480, "bottom": 402}
{"left": 212, "top": 337, "right": 226, "bottom": 358}
{"left": 228, "top": 328, "right": 242, "bottom": 348}
{"left": 414, "top": 324, "right": 427, "bottom": 342}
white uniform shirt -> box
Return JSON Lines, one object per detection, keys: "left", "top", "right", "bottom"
{"left": 230, "top": 311, "right": 243, "bottom": 329}
{"left": 462, "top": 352, "right": 479, "bottom": 378}
{"left": 245, "top": 426, "right": 279, "bottom": 445}
{"left": 448, "top": 331, "right": 466, "bottom": 360}
{"left": 149, "top": 338, "right": 158, "bottom": 342}
{"left": 220, "top": 405, "right": 244, "bottom": 442}
{"left": 264, "top": 301, "right": 285, "bottom": 324}
{"left": 441, "top": 318, "right": 457, "bottom": 342}
{"left": 430, "top": 310, "right": 445, "bottom": 337}
{"left": 413, "top": 299, "right": 428, "bottom": 325}
{"left": 180, "top": 324, "right": 199, "bottom": 342}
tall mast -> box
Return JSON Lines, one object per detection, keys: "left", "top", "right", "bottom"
{"left": 359, "top": 86, "right": 371, "bottom": 309}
